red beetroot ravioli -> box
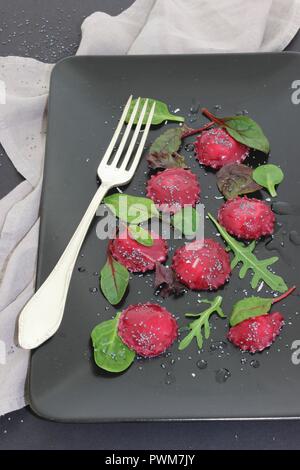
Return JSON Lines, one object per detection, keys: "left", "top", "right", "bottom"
{"left": 118, "top": 303, "right": 178, "bottom": 357}
{"left": 110, "top": 229, "right": 167, "bottom": 273}
{"left": 218, "top": 196, "right": 275, "bottom": 240}
{"left": 172, "top": 239, "right": 231, "bottom": 290}
{"left": 146, "top": 168, "right": 200, "bottom": 213}
{"left": 195, "top": 128, "right": 249, "bottom": 169}
{"left": 228, "top": 312, "right": 284, "bottom": 353}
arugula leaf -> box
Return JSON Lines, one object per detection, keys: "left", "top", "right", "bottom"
{"left": 208, "top": 213, "right": 288, "bottom": 293}
{"left": 128, "top": 224, "right": 154, "bottom": 247}
{"left": 230, "top": 286, "right": 296, "bottom": 326}
{"left": 179, "top": 296, "right": 225, "bottom": 350}
{"left": 172, "top": 206, "right": 201, "bottom": 237}
{"left": 91, "top": 313, "right": 135, "bottom": 373}
{"left": 252, "top": 164, "right": 284, "bottom": 197}
{"left": 202, "top": 108, "right": 270, "bottom": 154}
{"left": 230, "top": 297, "right": 271, "bottom": 326}
{"left": 104, "top": 193, "right": 159, "bottom": 224}
{"left": 126, "top": 98, "right": 185, "bottom": 125}
{"left": 216, "top": 163, "right": 262, "bottom": 199}
{"left": 100, "top": 255, "right": 129, "bottom": 305}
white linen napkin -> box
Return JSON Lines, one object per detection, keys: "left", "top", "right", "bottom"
{"left": 0, "top": 0, "right": 299, "bottom": 416}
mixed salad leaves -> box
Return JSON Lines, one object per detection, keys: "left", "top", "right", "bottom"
{"left": 89, "top": 97, "right": 294, "bottom": 374}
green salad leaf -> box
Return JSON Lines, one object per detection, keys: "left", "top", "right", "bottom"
{"left": 230, "top": 286, "right": 296, "bottom": 326}
{"left": 126, "top": 98, "right": 185, "bottom": 125}
{"left": 149, "top": 127, "right": 183, "bottom": 154}
{"left": 172, "top": 206, "right": 201, "bottom": 237}
{"left": 128, "top": 224, "right": 154, "bottom": 246}
{"left": 202, "top": 108, "right": 270, "bottom": 154}
{"left": 208, "top": 213, "right": 288, "bottom": 293}
{"left": 104, "top": 193, "right": 159, "bottom": 224}
{"left": 230, "top": 297, "right": 271, "bottom": 326}
{"left": 179, "top": 296, "right": 226, "bottom": 350}
{"left": 91, "top": 313, "right": 135, "bottom": 373}
{"left": 100, "top": 255, "right": 129, "bottom": 305}
{"left": 252, "top": 164, "right": 284, "bottom": 197}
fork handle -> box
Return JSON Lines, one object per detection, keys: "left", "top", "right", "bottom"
{"left": 18, "top": 183, "right": 110, "bottom": 349}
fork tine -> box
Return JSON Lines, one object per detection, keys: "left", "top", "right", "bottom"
{"left": 99, "top": 95, "right": 133, "bottom": 167}
{"left": 120, "top": 98, "right": 150, "bottom": 171}
{"left": 110, "top": 97, "right": 141, "bottom": 168}
{"left": 125, "top": 101, "right": 155, "bottom": 174}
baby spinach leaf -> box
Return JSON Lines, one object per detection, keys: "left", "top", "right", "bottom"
{"left": 202, "top": 108, "right": 270, "bottom": 154}
{"left": 100, "top": 255, "right": 129, "bottom": 305}
{"left": 172, "top": 206, "right": 201, "bottom": 237}
{"left": 126, "top": 98, "right": 185, "bottom": 125}
{"left": 252, "top": 164, "right": 284, "bottom": 197}
{"left": 216, "top": 163, "right": 262, "bottom": 199}
{"left": 179, "top": 296, "right": 226, "bottom": 350}
{"left": 208, "top": 213, "right": 288, "bottom": 293}
{"left": 104, "top": 193, "right": 159, "bottom": 224}
{"left": 91, "top": 313, "right": 135, "bottom": 373}
{"left": 147, "top": 127, "right": 188, "bottom": 169}
{"left": 230, "top": 297, "right": 272, "bottom": 326}
{"left": 222, "top": 116, "right": 270, "bottom": 154}
{"left": 128, "top": 224, "right": 154, "bottom": 246}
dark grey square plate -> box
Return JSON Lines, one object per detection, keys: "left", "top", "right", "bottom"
{"left": 30, "top": 53, "right": 300, "bottom": 422}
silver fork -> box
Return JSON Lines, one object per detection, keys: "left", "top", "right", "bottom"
{"left": 18, "top": 96, "right": 155, "bottom": 349}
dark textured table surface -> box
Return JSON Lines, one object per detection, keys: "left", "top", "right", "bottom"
{"left": 1, "top": 0, "right": 300, "bottom": 450}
